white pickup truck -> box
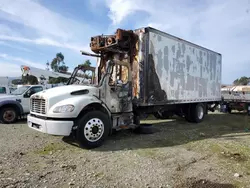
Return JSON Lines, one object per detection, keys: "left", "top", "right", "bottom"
{"left": 0, "top": 85, "right": 44, "bottom": 123}
{"left": 0, "top": 85, "right": 16, "bottom": 95}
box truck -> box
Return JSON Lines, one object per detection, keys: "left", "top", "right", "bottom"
{"left": 27, "top": 27, "right": 222, "bottom": 148}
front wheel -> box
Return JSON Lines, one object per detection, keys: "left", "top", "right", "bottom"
{"left": 76, "top": 110, "right": 110, "bottom": 149}
{"left": 0, "top": 107, "right": 18, "bottom": 124}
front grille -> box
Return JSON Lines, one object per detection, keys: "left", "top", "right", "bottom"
{"left": 31, "top": 98, "right": 46, "bottom": 114}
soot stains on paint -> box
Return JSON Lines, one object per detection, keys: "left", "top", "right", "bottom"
{"left": 199, "top": 78, "right": 208, "bottom": 97}
{"left": 147, "top": 32, "right": 221, "bottom": 102}
{"left": 175, "top": 60, "right": 185, "bottom": 74}
{"left": 206, "top": 52, "right": 210, "bottom": 73}
{"left": 176, "top": 43, "right": 182, "bottom": 59}
{"left": 157, "top": 35, "right": 162, "bottom": 42}
{"left": 182, "top": 43, "right": 186, "bottom": 54}
{"left": 171, "top": 45, "right": 175, "bottom": 54}
{"left": 186, "top": 55, "right": 192, "bottom": 73}
{"left": 175, "top": 84, "right": 180, "bottom": 99}
{"left": 147, "top": 40, "right": 167, "bottom": 103}
{"left": 170, "top": 72, "right": 176, "bottom": 88}
{"left": 164, "top": 46, "right": 169, "bottom": 72}
{"left": 138, "top": 32, "right": 147, "bottom": 103}
{"left": 147, "top": 53, "right": 167, "bottom": 103}
{"left": 209, "top": 53, "right": 217, "bottom": 80}
{"left": 186, "top": 75, "right": 194, "bottom": 90}
{"left": 199, "top": 50, "right": 203, "bottom": 78}
{"left": 156, "top": 49, "right": 163, "bottom": 77}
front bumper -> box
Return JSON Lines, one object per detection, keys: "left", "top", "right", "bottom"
{"left": 27, "top": 114, "right": 74, "bottom": 136}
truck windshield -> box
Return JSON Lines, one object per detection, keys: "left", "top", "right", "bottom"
{"left": 67, "top": 66, "right": 95, "bottom": 85}
{"left": 11, "top": 86, "right": 30, "bottom": 95}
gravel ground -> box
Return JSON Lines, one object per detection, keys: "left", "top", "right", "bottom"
{"left": 0, "top": 112, "right": 250, "bottom": 188}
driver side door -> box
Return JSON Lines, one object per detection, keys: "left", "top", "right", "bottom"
{"left": 109, "top": 65, "right": 132, "bottom": 113}
{"left": 22, "top": 86, "right": 43, "bottom": 113}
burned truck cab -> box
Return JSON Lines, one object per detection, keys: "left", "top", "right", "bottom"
{"left": 89, "top": 29, "right": 139, "bottom": 124}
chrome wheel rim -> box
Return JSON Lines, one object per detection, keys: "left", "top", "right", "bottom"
{"left": 84, "top": 118, "right": 104, "bottom": 142}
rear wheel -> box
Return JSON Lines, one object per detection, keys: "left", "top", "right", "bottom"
{"left": 191, "top": 103, "right": 205, "bottom": 123}
{"left": 0, "top": 107, "right": 18, "bottom": 124}
{"left": 185, "top": 103, "right": 205, "bottom": 123}
{"left": 76, "top": 110, "right": 110, "bottom": 149}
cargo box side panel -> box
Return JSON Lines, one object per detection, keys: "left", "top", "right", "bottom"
{"left": 146, "top": 30, "right": 222, "bottom": 104}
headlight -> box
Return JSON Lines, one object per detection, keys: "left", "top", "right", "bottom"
{"left": 53, "top": 104, "right": 75, "bottom": 113}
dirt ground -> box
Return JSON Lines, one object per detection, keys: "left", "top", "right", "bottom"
{"left": 0, "top": 111, "right": 250, "bottom": 188}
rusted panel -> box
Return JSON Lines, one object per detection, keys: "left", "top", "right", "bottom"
{"left": 90, "top": 29, "right": 137, "bottom": 54}
{"left": 90, "top": 28, "right": 140, "bottom": 103}
{"left": 131, "top": 30, "right": 141, "bottom": 101}
{"left": 133, "top": 28, "right": 149, "bottom": 104}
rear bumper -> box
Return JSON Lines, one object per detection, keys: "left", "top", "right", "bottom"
{"left": 27, "top": 114, "right": 74, "bottom": 136}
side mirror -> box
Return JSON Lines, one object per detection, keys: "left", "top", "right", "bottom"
{"left": 24, "top": 90, "right": 36, "bottom": 98}
{"left": 30, "top": 90, "right": 36, "bottom": 96}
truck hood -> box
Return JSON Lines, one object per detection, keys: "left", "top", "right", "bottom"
{"left": 32, "top": 85, "right": 99, "bottom": 109}
{"left": 38, "top": 85, "right": 98, "bottom": 98}
{"left": 0, "top": 94, "right": 19, "bottom": 101}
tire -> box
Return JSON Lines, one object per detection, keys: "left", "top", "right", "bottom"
{"left": 185, "top": 103, "right": 205, "bottom": 123}
{"left": 76, "top": 110, "right": 111, "bottom": 149}
{"left": 0, "top": 107, "right": 18, "bottom": 124}
{"left": 139, "top": 124, "right": 154, "bottom": 134}
{"left": 190, "top": 103, "right": 205, "bottom": 123}
{"left": 134, "top": 123, "right": 154, "bottom": 134}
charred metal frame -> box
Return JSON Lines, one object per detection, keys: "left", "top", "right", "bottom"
{"left": 90, "top": 29, "right": 137, "bottom": 54}
{"left": 90, "top": 28, "right": 138, "bottom": 100}
{"left": 67, "top": 65, "right": 96, "bottom": 85}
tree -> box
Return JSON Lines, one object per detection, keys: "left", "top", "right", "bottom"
{"left": 233, "top": 76, "right": 250, "bottom": 85}
{"left": 22, "top": 75, "right": 38, "bottom": 85}
{"left": 58, "top": 62, "right": 68, "bottom": 73}
{"left": 48, "top": 77, "right": 68, "bottom": 84}
{"left": 81, "top": 60, "right": 91, "bottom": 67}
{"left": 50, "top": 52, "right": 68, "bottom": 73}
{"left": 12, "top": 79, "right": 23, "bottom": 85}
{"left": 46, "top": 61, "right": 50, "bottom": 71}
{"left": 78, "top": 60, "right": 93, "bottom": 79}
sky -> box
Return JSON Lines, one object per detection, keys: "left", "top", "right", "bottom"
{"left": 0, "top": 0, "right": 249, "bottom": 84}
